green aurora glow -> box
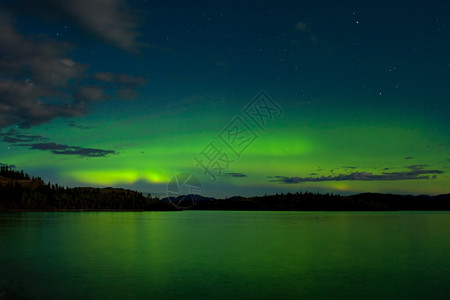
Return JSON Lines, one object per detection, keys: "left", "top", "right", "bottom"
{"left": 0, "top": 1, "right": 448, "bottom": 197}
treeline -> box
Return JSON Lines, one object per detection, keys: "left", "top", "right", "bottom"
{"left": 190, "top": 192, "right": 388, "bottom": 211}
{"left": 0, "top": 182, "right": 176, "bottom": 211}
{"left": 0, "top": 164, "right": 41, "bottom": 181}
{"left": 189, "top": 192, "right": 450, "bottom": 211}
{"left": 0, "top": 168, "right": 176, "bottom": 211}
{"left": 2, "top": 166, "right": 449, "bottom": 211}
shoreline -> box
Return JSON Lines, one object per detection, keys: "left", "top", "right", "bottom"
{"left": 0, "top": 208, "right": 176, "bottom": 212}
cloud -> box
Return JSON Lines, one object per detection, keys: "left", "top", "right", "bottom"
{"left": 3, "top": 0, "right": 142, "bottom": 52}
{"left": 270, "top": 169, "right": 444, "bottom": 184}
{"left": 405, "top": 164, "right": 427, "bottom": 170}
{"left": 0, "top": 15, "right": 88, "bottom": 84}
{"left": 0, "top": 10, "right": 147, "bottom": 128}
{"left": 0, "top": 129, "right": 48, "bottom": 143}
{"left": 67, "top": 122, "right": 91, "bottom": 130}
{"left": 1, "top": 128, "right": 115, "bottom": 158}
{"left": 92, "top": 72, "right": 147, "bottom": 86}
{"left": 61, "top": 0, "right": 141, "bottom": 52}
{"left": 404, "top": 156, "right": 415, "bottom": 160}
{"left": 0, "top": 78, "right": 86, "bottom": 128}
{"left": 74, "top": 86, "right": 108, "bottom": 103}
{"left": 225, "top": 173, "right": 247, "bottom": 178}
{"left": 92, "top": 72, "right": 147, "bottom": 100}
{"left": 0, "top": 15, "right": 88, "bottom": 127}
{"left": 28, "top": 142, "right": 115, "bottom": 157}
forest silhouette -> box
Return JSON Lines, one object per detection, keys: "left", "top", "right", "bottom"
{"left": 1, "top": 165, "right": 449, "bottom": 211}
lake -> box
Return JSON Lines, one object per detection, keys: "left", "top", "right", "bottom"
{"left": 1, "top": 211, "right": 449, "bottom": 299}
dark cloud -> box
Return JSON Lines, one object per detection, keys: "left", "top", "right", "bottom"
{"left": 0, "top": 15, "right": 89, "bottom": 127}
{"left": 225, "top": 173, "right": 247, "bottom": 178}
{"left": 405, "top": 156, "right": 415, "bottom": 160}
{"left": 0, "top": 129, "right": 48, "bottom": 143}
{"left": 0, "top": 79, "right": 87, "bottom": 128}
{"left": 28, "top": 142, "right": 115, "bottom": 157}
{"left": 1, "top": 128, "right": 114, "bottom": 158}
{"left": 405, "top": 164, "right": 427, "bottom": 170}
{"left": 270, "top": 169, "right": 444, "bottom": 184}
{"left": 0, "top": 8, "right": 147, "bottom": 128}
{"left": 67, "top": 122, "right": 91, "bottom": 130}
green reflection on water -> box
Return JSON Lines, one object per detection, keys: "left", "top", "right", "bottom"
{"left": 1, "top": 211, "right": 450, "bottom": 299}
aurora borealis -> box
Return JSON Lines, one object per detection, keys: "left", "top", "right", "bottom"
{"left": 0, "top": 0, "right": 448, "bottom": 197}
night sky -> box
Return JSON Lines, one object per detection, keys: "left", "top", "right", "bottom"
{"left": 0, "top": 0, "right": 449, "bottom": 197}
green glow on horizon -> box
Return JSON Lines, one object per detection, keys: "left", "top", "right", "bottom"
{"left": 1, "top": 97, "right": 448, "bottom": 196}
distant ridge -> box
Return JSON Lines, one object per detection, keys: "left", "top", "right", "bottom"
{"left": 181, "top": 192, "right": 450, "bottom": 211}
{"left": 1, "top": 165, "right": 449, "bottom": 211}
{"left": 162, "top": 192, "right": 450, "bottom": 211}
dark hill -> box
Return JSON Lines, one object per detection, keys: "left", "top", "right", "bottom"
{"left": 1, "top": 166, "right": 448, "bottom": 211}
{"left": 189, "top": 192, "right": 450, "bottom": 211}
{"left": 0, "top": 166, "right": 176, "bottom": 211}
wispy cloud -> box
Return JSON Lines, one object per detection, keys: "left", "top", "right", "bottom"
{"left": 405, "top": 164, "right": 427, "bottom": 170}
{"left": 92, "top": 72, "right": 147, "bottom": 85}
{"left": 67, "top": 122, "right": 92, "bottom": 130}
{"left": 270, "top": 169, "right": 443, "bottom": 184}
{"left": 28, "top": 142, "right": 115, "bottom": 157}
{"left": 0, "top": 15, "right": 88, "bottom": 127}
{"left": 62, "top": 0, "right": 141, "bottom": 52}
{"left": 4, "top": 0, "right": 142, "bottom": 52}
{"left": 92, "top": 72, "right": 147, "bottom": 101}
{"left": 1, "top": 129, "right": 115, "bottom": 158}
{"left": 0, "top": 129, "right": 48, "bottom": 143}
{"left": 0, "top": 3, "right": 147, "bottom": 128}
{"left": 225, "top": 173, "right": 247, "bottom": 178}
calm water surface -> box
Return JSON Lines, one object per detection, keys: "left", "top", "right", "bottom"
{"left": 0, "top": 211, "right": 449, "bottom": 299}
